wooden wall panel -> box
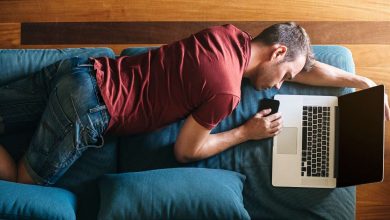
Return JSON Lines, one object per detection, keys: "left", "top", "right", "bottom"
{"left": 19, "top": 21, "right": 390, "bottom": 45}
{"left": 0, "top": 23, "right": 20, "bottom": 48}
{"left": 347, "top": 45, "right": 390, "bottom": 67}
{"left": 356, "top": 67, "right": 390, "bottom": 88}
{"left": 1, "top": 0, "right": 390, "bottom": 22}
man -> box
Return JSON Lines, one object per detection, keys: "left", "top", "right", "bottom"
{"left": 0, "top": 22, "right": 388, "bottom": 185}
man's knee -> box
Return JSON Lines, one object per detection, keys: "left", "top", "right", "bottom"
{"left": 0, "top": 144, "right": 17, "bottom": 182}
{"left": 17, "top": 158, "right": 35, "bottom": 185}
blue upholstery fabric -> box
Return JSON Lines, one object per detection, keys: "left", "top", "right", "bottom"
{"left": 0, "top": 48, "right": 115, "bottom": 86}
{"left": 0, "top": 48, "right": 117, "bottom": 220}
{"left": 0, "top": 180, "right": 77, "bottom": 220}
{"left": 98, "top": 168, "right": 250, "bottom": 220}
{"left": 118, "top": 45, "right": 356, "bottom": 219}
{"left": 55, "top": 136, "right": 118, "bottom": 220}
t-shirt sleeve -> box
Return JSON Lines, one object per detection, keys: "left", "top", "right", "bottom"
{"left": 192, "top": 94, "right": 240, "bottom": 130}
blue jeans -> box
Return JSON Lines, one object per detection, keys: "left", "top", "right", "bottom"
{"left": 0, "top": 57, "right": 110, "bottom": 185}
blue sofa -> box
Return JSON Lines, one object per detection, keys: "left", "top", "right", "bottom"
{"left": 0, "top": 46, "right": 356, "bottom": 220}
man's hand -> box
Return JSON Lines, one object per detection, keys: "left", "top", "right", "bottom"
{"left": 240, "top": 109, "right": 283, "bottom": 140}
{"left": 385, "top": 93, "right": 389, "bottom": 121}
{"left": 361, "top": 77, "right": 389, "bottom": 121}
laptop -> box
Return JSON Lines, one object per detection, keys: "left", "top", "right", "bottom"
{"left": 272, "top": 85, "right": 385, "bottom": 188}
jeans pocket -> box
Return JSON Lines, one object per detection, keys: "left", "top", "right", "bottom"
{"left": 76, "top": 106, "right": 109, "bottom": 151}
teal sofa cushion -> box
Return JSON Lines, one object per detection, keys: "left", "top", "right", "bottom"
{"left": 118, "top": 45, "right": 356, "bottom": 219}
{"left": 0, "top": 48, "right": 115, "bottom": 85}
{"left": 98, "top": 168, "right": 250, "bottom": 220}
{"left": 0, "top": 180, "right": 77, "bottom": 220}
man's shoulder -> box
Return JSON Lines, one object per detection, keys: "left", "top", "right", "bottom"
{"left": 200, "top": 24, "right": 243, "bottom": 37}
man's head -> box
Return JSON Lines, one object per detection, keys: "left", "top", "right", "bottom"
{"left": 245, "top": 22, "right": 315, "bottom": 90}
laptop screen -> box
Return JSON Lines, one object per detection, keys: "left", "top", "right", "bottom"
{"left": 337, "top": 85, "right": 384, "bottom": 187}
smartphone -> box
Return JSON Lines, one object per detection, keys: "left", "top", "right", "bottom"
{"left": 259, "top": 98, "right": 280, "bottom": 116}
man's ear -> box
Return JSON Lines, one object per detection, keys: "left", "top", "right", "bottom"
{"left": 270, "top": 45, "right": 287, "bottom": 62}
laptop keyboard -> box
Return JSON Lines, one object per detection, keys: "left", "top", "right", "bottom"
{"left": 301, "top": 106, "right": 330, "bottom": 177}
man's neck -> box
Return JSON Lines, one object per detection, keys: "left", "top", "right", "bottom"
{"left": 243, "top": 41, "right": 268, "bottom": 79}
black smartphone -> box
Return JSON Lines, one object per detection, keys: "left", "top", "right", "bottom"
{"left": 259, "top": 98, "right": 280, "bottom": 116}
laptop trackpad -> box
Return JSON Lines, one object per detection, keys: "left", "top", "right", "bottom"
{"left": 277, "top": 127, "right": 298, "bottom": 154}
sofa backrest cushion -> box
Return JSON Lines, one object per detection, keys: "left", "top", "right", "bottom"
{"left": 0, "top": 48, "right": 115, "bottom": 86}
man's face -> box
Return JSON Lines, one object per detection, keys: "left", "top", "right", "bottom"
{"left": 252, "top": 55, "right": 306, "bottom": 90}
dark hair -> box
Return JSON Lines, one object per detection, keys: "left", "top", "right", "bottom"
{"left": 253, "top": 22, "right": 315, "bottom": 72}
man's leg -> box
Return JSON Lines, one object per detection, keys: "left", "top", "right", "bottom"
{"left": 0, "top": 145, "right": 35, "bottom": 184}
{"left": 0, "top": 65, "right": 51, "bottom": 182}
{"left": 18, "top": 57, "right": 110, "bottom": 185}
{"left": 17, "top": 156, "right": 34, "bottom": 184}
{"left": 0, "top": 145, "right": 16, "bottom": 181}
{"left": 0, "top": 57, "right": 95, "bottom": 184}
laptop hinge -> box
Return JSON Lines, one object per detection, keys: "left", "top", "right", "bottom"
{"left": 334, "top": 106, "right": 340, "bottom": 180}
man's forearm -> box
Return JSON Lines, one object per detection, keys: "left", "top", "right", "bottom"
{"left": 186, "top": 126, "right": 248, "bottom": 162}
{"left": 177, "top": 110, "right": 282, "bottom": 163}
{"left": 292, "top": 61, "right": 376, "bottom": 89}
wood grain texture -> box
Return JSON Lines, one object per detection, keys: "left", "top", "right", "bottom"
{"left": 356, "top": 67, "right": 390, "bottom": 90}
{"left": 20, "top": 21, "right": 390, "bottom": 45}
{"left": 1, "top": 0, "right": 390, "bottom": 22}
{"left": 356, "top": 205, "right": 390, "bottom": 220}
{"left": 346, "top": 45, "right": 390, "bottom": 68}
{"left": 0, "top": 23, "right": 20, "bottom": 48}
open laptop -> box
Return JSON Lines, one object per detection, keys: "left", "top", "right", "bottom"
{"left": 272, "top": 85, "right": 385, "bottom": 188}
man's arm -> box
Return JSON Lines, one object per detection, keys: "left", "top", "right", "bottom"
{"left": 291, "top": 61, "right": 376, "bottom": 88}
{"left": 290, "top": 61, "right": 390, "bottom": 120}
{"left": 174, "top": 110, "right": 282, "bottom": 163}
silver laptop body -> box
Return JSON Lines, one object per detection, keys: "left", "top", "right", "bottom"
{"left": 272, "top": 85, "right": 385, "bottom": 188}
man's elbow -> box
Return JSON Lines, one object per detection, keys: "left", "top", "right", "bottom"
{"left": 173, "top": 144, "right": 201, "bottom": 163}
{"left": 174, "top": 152, "right": 191, "bottom": 163}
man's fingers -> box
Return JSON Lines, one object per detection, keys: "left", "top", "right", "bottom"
{"left": 257, "top": 108, "right": 272, "bottom": 117}
{"left": 270, "top": 118, "right": 283, "bottom": 129}
{"left": 384, "top": 93, "right": 390, "bottom": 121}
{"left": 269, "top": 126, "right": 282, "bottom": 136}
{"left": 265, "top": 112, "right": 282, "bottom": 121}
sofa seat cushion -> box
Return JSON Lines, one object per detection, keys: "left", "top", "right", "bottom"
{"left": 98, "top": 168, "right": 250, "bottom": 220}
{"left": 0, "top": 180, "right": 77, "bottom": 220}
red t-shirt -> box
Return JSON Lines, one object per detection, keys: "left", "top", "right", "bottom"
{"left": 92, "top": 24, "right": 251, "bottom": 135}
